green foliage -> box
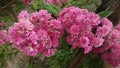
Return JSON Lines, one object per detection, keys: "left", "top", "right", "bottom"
{"left": 32, "top": 1, "right": 61, "bottom": 16}
{"left": 0, "top": 44, "right": 18, "bottom": 67}
{"left": 33, "top": 0, "right": 45, "bottom": 10}
{"left": 48, "top": 49, "right": 75, "bottom": 68}
{"left": 45, "top": 4, "right": 61, "bottom": 16}
{"left": 98, "top": 11, "right": 113, "bottom": 18}
{"left": 66, "top": 0, "right": 101, "bottom": 11}
{"left": 80, "top": 54, "right": 104, "bottom": 68}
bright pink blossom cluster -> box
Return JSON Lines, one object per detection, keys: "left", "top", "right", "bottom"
{"left": 59, "top": 6, "right": 113, "bottom": 54}
{"left": 94, "top": 24, "right": 120, "bottom": 67}
{"left": 8, "top": 10, "right": 63, "bottom": 57}
{"left": 46, "top": 0, "right": 67, "bottom": 7}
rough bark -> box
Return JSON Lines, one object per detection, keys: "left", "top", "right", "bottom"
{"left": 106, "top": 0, "right": 120, "bottom": 25}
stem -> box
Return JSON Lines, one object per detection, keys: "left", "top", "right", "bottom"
{"left": 29, "top": 56, "right": 33, "bottom": 68}
{"left": 42, "top": 57, "right": 47, "bottom": 68}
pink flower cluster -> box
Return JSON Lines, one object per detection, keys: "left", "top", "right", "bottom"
{"left": 94, "top": 24, "right": 120, "bottom": 67}
{"left": 0, "top": 30, "right": 8, "bottom": 45}
{"left": 59, "top": 6, "right": 113, "bottom": 54}
{"left": 46, "top": 0, "right": 68, "bottom": 7}
{"left": 8, "top": 10, "right": 63, "bottom": 57}
{"left": 0, "top": 22, "right": 5, "bottom": 27}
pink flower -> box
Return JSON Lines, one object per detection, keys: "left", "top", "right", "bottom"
{"left": 30, "top": 12, "right": 39, "bottom": 24}
{"left": 0, "top": 22, "right": 5, "bottom": 27}
{"left": 96, "top": 18, "right": 113, "bottom": 37}
{"left": 69, "top": 24, "right": 80, "bottom": 35}
{"left": 22, "top": 0, "right": 31, "bottom": 5}
{"left": 96, "top": 26, "right": 110, "bottom": 37}
{"left": 52, "top": 37, "right": 59, "bottom": 48}
{"left": 18, "top": 10, "right": 29, "bottom": 21}
{"left": 0, "top": 30, "right": 8, "bottom": 45}
{"left": 101, "top": 18, "right": 113, "bottom": 29}
{"left": 21, "top": 42, "right": 39, "bottom": 56}
{"left": 84, "top": 46, "right": 92, "bottom": 54}
{"left": 38, "top": 10, "right": 51, "bottom": 22}
{"left": 86, "top": 13, "right": 100, "bottom": 26}
{"left": 66, "top": 35, "right": 74, "bottom": 45}
{"left": 79, "top": 36, "right": 89, "bottom": 48}
{"left": 59, "top": 6, "right": 87, "bottom": 30}
{"left": 44, "top": 19, "right": 64, "bottom": 38}
{"left": 93, "top": 37, "right": 104, "bottom": 47}
{"left": 43, "top": 49, "right": 56, "bottom": 57}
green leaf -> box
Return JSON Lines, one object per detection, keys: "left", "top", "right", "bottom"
{"left": 79, "top": 0, "right": 87, "bottom": 4}
{"left": 45, "top": 4, "right": 61, "bottom": 16}
{"left": 50, "top": 4, "right": 61, "bottom": 13}
{"left": 80, "top": 54, "right": 104, "bottom": 68}
{"left": 98, "top": 11, "right": 113, "bottom": 18}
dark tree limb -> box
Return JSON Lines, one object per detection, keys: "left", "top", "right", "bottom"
{"left": 0, "top": 0, "right": 16, "bottom": 11}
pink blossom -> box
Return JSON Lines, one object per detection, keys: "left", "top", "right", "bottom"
{"left": 96, "top": 18, "right": 113, "bottom": 37}
{"left": 0, "top": 22, "right": 5, "bottom": 27}
{"left": 92, "top": 37, "right": 104, "bottom": 47}
{"left": 66, "top": 35, "right": 74, "bottom": 45}
{"left": 38, "top": 10, "right": 52, "bottom": 23}
{"left": 52, "top": 37, "right": 59, "bottom": 48}
{"left": 79, "top": 36, "right": 89, "bottom": 48}
{"left": 0, "top": 30, "right": 8, "bottom": 45}
{"left": 21, "top": 42, "right": 39, "bottom": 56}
{"left": 84, "top": 46, "right": 92, "bottom": 54}
{"left": 59, "top": 6, "right": 88, "bottom": 30}
{"left": 43, "top": 49, "right": 56, "bottom": 57}
{"left": 86, "top": 13, "right": 100, "bottom": 26}
{"left": 22, "top": 0, "right": 31, "bottom": 5}
{"left": 69, "top": 24, "right": 80, "bottom": 35}
{"left": 30, "top": 12, "right": 39, "bottom": 24}
{"left": 44, "top": 19, "right": 64, "bottom": 38}
{"left": 101, "top": 18, "right": 113, "bottom": 29}
{"left": 18, "top": 10, "right": 29, "bottom": 21}
{"left": 96, "top": 26, "right": 110, "bottom": 37}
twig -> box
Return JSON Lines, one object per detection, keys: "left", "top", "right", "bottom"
{"left": 0, "top": 0, "right": 16, "bottom": 11}
{"left": 42, "top": 57, "right": 47, "bottom": 68}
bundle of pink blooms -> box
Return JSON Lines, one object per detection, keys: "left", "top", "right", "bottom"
{"left": 8, "top": 10, "right": 64, "bottom": 57}
{"left": 1, "top": 5, "right": 120, "bottom": 67}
